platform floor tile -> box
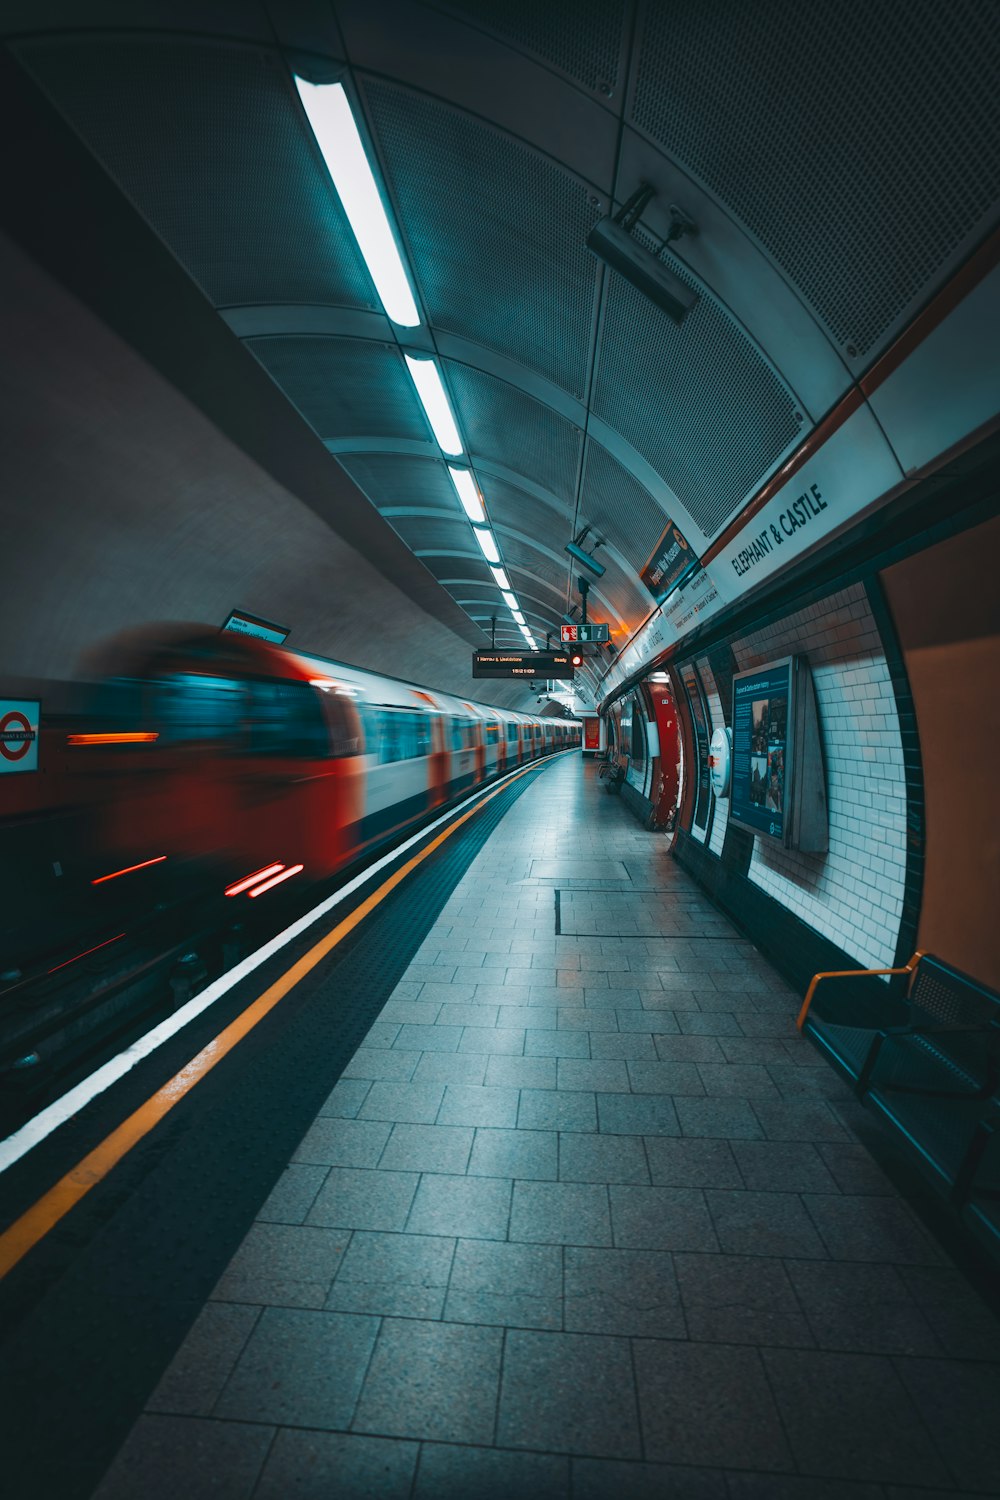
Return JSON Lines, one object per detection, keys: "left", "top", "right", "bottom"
{"left": 95, "top": 757, "right": 1000, "bottom": 1498}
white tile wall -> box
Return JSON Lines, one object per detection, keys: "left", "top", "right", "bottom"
{"left": 733, "top": 584, "right": 907, "bottom": 970}
{"left": 697, "top": 655, "right": 729, "bottom": 859}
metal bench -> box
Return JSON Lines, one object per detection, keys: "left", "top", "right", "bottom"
{"left": 797, "top": 953, "right": 1000, "bottom": 1245}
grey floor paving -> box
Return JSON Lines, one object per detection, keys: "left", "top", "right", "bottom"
{"left": 95, "top": 757, "right": 1000, "bottom": 1499}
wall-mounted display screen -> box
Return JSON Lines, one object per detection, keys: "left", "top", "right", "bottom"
{"left": 731, "top": 658, "right": 792, "bottom": 841}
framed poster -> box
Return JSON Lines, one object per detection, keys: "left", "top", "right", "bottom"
{"left": 731, "top": 658, "right": 792, "bottom": 842}
{"left": 730, "top": 656, "right": 827, "bottom": 851}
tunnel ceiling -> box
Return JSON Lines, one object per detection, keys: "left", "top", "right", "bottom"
{"left": 7, "top": 0, "right": 1000, "bottom": 700}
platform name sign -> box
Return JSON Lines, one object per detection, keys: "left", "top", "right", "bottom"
{"left": 473, "top": 650, "right": 575, "bottom": 680}
{"left": 639, "top": 520, "right": 699, "bottom": 603}
{"left": 560, "top": 623, "right": 609, "bottom": 643}
{"left": 222, "top": 609, "right": 290, "bottom": 645}
{"left": 0, "top": 699, "right": 40, "bottom": 773}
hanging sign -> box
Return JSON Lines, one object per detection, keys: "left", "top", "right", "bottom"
{"left": 222, "top": 609, "right": 290, "bottom": 644}
{"left": 560, "top": 624, "right": 609, "bottom": 643}
{"left": 473, "top": 650, "right": 575, "bottom": 680}
{"left": 640, "top": 520, "right": 699, "bottom": 603}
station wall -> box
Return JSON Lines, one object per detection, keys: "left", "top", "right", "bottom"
{"left": 0, "top": 234, "right": 525, "bottom": 708}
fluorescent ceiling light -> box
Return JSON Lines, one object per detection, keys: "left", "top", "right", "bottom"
{"left": 447, "top": 466, "right": 485, "bottom": 524}
{"left": 489, "top": 566, "right": 511, "bottom": 590}
{"left": 502, "top": 591, "right": 518, "bottom": 611}
{"left": 472, "top": 526, "right": 500, "bottom": 564}
{"left": 294, "top": 78, "right": 420, "bottom": 328}
{"left": 512, "top": 610, "right": 526, "bottom": 625}
{"left": 404, "top": 356, "right": 463, "bottom": 456}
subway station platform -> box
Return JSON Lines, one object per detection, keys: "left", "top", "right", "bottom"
{"left": 84, "top": 755, "right": 1000, "bottom": 1496}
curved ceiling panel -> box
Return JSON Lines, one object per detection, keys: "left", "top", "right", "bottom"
{"left": 363, "top": 80, "right": 603, "bottom": 397}
{"left": 631, "top": 0, "right": 1000, "bottom": 357}
{"left": 592, "top": 245, "right": 804, "bottom": 539}
{"left": 245, "top": 336, "right": 429, "bottom": 442}
{"left": 440, "top": 0, "right": 627, "bottom": 95}
{"left": 337, "top": 452, "right": 460, "bottom": 513}
{"left": 579, "top": 439, "right": 672, "bottom": 571}
{"left": 18, "top": 35, "right": 377, "bottom": 310}
{"left": 445, "top": 363, "right": 584, "bottom": 505}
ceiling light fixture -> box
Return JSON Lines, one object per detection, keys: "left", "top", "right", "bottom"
{"left": 294, "top": 79, "right": 420, "bottom": 328}
{"left": 490, "top": 566, "right": 511, "bottom": 590}
{"left": 447, "top": 465, "right": 486, "bottom": 524}
{"left": 512, "top": 610, "right": 526, "bottom": 626}
{"left": 473, "top": 527, "right": 501, "bottom": 565}
{"left": 404, "top": 356, "right": 463, "bottom": 455}
{"left": 502, "top": 591, "right": 519, "bottom": 611}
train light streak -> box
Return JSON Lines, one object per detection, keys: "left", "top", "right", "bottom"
{"left": 91, "top": 856, "right": 167, "bottom": 885}
{"left": 247, "top": 864, "right": 305, "bottom": 897}
{"left": 224, "top": 864, "right": 285, "bottom": 897}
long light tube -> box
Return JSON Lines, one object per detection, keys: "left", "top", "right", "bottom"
{"left": 513, "top": 610, "right": 526, "bottom": 625}
{"left": 473, "top": 527, "right": 500, "bottom": 564}
{"left": 447, "top": 465, "right": 486, "bottom": 523}
{"left": 404, "top": 356, "right": 463, "bottom": 455}
{"left": 489, "top": 566, "right": 511, "bottom": 590}
{"left": 294, "top": 79, "right": 420, "bottom": 328}
{"left": 502, "top": 591, "right": 518, "bottom": 611}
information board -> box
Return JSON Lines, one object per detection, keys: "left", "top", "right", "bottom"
{"left": 473, "top": 650, "right": 575, "bottom": 680}
{"left": 222, "top": 609, "right": 290, "bottom": 644}
{"left": 640, "top": 520, "right": 699, "bottom": 603}
{"left": 730, "top": 659, "right": 791, "bottom": 841}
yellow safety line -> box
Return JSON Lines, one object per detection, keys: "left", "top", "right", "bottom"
{"left": 0, "top": 757, "right": 552, "bottom": 1280}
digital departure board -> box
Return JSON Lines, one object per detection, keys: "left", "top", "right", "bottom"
{"left": 473, "top": 650, "right": 575, "bottom": 680}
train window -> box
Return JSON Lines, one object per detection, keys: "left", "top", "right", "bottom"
{"left": 152, "top": 674, "right": 245, "bottom": 746}
{"left": 507, "top": 723, "right": 519, "bottom": 742}
{"left": 245, "top": 679, "right": 329, "bottom": 757}
{"left": 364, "top": 707, "right": 433, "bottom": 763}
{"left": 485, "top": 722, "right": 499, "bottom": 741}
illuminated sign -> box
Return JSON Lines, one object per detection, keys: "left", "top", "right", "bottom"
{"left": 473, "top": 650, "right": 575, "bottom": 680}
{"left": 560, "top": 623, "right": 609, "bottom": 643}
{"left": 222, "top": 610, "right": 290, "bottom": 645}
{"left": 640, "top": 520, "right": 699, "bottom": 603}
{"left": 0, "top": 700, "right": 40, "bottom": 773}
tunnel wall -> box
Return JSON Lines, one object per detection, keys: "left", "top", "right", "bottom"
{"left": 881, "top": 513, "right": 1000, "bottom": 991}
{"left": 670, "top": 581, "right": 914, "bottom": 989}
{"left": 0, "top": 234, "right": 524, "bottom": 708}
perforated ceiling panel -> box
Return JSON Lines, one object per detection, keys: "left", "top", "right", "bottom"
{"left": 580, "top": 441, "right": 672, "bottom": 569}
{"left": 363, "top": 81, "right": 602, "bottom": 397}
{"left": 17, "top": 36, "right": 376, "bottom": 310}
{"left": 245, "top": 338, "right": 430, "bottom": 442}
{"left": 475, "top": 472, "right": 569, "bottom": 538}
{"left": 390, "top": 515, "right": 477, "bottom": 556}
{"left": 493, "top": 532, "right": 567, "bottom": 599}
{"left": 437, "top": 0, "right": 627, "bottom": 94}
{"left": 445, "top": 364, "right": 584, "bottom": 506}
{"left": 593, "top": 247, "right": 803, "bottom": 539}
{"left": 631, "top": 0, "right": 1000, "bottom": 356}
{"left": 337, "top": 454, "right": 461, "bottom": 515}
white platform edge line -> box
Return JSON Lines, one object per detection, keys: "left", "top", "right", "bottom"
{"left": 0, "top": 754, "right": 567, "bottom": 1175}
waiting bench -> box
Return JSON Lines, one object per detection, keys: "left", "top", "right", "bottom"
{"left": 798, "top": 953, "right": 1000, "bottom": 1256}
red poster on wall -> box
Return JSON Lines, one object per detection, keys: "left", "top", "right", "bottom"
{"left": 584, "top": 718, "right": 600, "bottom": 751}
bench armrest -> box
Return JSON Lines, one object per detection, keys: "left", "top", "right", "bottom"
{"left": 797, "top": 953, "right": 924, "bottom": 1032}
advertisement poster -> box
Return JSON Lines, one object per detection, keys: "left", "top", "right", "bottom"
{"left": 640, "top": 520, "right": 699, "bottom": 603}
{"left": 731, "top": 660, "right": 791, "bottom": 840}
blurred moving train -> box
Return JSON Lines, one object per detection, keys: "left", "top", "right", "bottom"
{"left": 1, "top": 626, "right": 581, "bottom": 978}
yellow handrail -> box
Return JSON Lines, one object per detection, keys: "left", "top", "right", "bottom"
{"left": 796, "top": 951, "right": 924, "bottom": 1031}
